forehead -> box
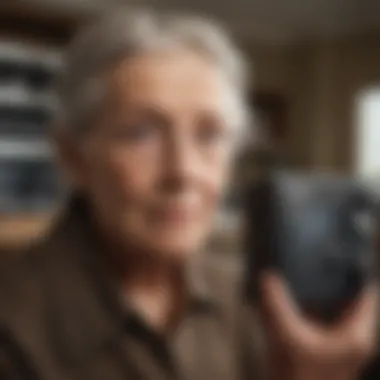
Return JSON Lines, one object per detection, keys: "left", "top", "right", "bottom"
{"left": 107, "top": 51, "right": 229, "bottom": 111}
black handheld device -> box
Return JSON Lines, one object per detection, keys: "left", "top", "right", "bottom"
{"left": 244, "top": 170, "right": 378, "bottom": 322}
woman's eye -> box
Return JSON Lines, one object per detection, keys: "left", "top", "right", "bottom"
{"left": 197, "top": 123, "right": 227, "bottom": 145}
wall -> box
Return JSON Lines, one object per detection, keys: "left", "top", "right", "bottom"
{"left": 247, "top": 33, "right": 380, "bottom": 171}
{"left": 246, "top": 43, "right": 318, "bottom": 168}
{"left": 308, "top": 35, "right": 380, "bottom": 171}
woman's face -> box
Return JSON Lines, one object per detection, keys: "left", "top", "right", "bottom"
{"left": 64, "top": 50, "right": 239, "bottom": 260}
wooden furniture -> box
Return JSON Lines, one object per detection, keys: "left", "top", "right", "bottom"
{"left": 0, "top": 5, "right": 85, "bottom": 250}
{"left": 0, "top": 213, "right": 53, "bottom": 250}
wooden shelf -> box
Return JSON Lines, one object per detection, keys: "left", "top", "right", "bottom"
{"left": 0, "top": 2, "right": 95, "bottom": 45}
{"left": 0, "top": 4, "right": 76, "bottom": 250}
{"left": 0, "top": 212, "right": 53, "bottom": 249}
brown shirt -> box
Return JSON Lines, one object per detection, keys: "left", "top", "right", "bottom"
{"left": 0, "top": 198, "right": 262, "bottom": 380}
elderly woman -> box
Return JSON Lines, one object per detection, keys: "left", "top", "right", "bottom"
{"left": 0, "top": 8, "right": 378, "bottom": 380}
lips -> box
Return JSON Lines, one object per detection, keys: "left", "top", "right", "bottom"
{"left": 159, "top": 206, "right": 195, "bottom": 224}
{"left": 151, "top": 204, "right": 197, "bottom": 225}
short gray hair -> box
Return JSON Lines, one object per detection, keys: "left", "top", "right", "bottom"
{"left": 56, "top": 7, "right": 250, "bottom": 137}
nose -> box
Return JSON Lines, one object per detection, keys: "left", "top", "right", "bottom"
{"left": 163, "top": 134, "right": 199, "bottom": 192}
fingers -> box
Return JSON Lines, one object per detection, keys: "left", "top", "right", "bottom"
{"left": 260, "top": 272, "right": 300, "bottom": 327}
{"left": 260, "top": 272, "right": 379, "bottom": 368}
{"left": 340, "top": 283, "right": 378, "bottom": 334}
{"left": 352, "top": 283, "right": 378, "bottom": 325}
{"left": 259, "top": 272, "right": 319, "bottom": 349}
{"left": 343, "top": 283, "right": 379, "bottom": 358}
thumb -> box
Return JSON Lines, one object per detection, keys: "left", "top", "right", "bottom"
{"left": 259, "top": 272, "right": 321, "bottom": 348}
{"left": 342, "top": 283, "right": 379, "bottom": 358}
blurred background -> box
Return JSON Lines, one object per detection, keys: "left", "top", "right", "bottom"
{"left": 0, "top": 0, "right": 379, "bottom": 251}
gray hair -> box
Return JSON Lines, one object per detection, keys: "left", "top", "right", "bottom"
{"left": 56, "top": 7, "right": 250, "bottom": 138}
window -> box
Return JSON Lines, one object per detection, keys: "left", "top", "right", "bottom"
{"left": 355, "top": 88, "right": 380, "bottom": 189}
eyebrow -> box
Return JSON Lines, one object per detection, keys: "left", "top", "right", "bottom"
{"left": 105, "top": 97, "right": 229, "bottom": 127}
{"left": 105, "top": 101, "right": 170, "bottom": 122}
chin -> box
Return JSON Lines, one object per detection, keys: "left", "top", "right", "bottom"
{"left": 149, "top": 237, "right": 203, "bottom": 262}
{"left": 129, "top": 225, "right": 209, "bottom": 262}
{"left": 157, "top": 244, "right": 197, "bottom": 262}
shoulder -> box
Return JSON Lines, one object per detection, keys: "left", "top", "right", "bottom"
{"left": 0, "top": 242, "right": 49, "bottom": 376}
{"left": 201, "top": 251, "right": 249, "bottom": 329}
{"left": 203, "top": 252, "right": 244, "bottom": 301}
{"left": 203, "top": 252, "right": 267, "bottom": 378}
{"left": 0, "top": 241, "right": 47, "bottom": 325}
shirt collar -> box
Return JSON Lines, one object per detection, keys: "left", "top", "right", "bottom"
{"left": 41, "top": 193, "right": 223, "bottom": 367}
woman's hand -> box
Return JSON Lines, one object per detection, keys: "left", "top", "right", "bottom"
{"left": 259, "top": 272, "right": 379, "bottom": 380}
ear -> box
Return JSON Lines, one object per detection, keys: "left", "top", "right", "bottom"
{"left": 52, "top": 127, "right": 88, "bottom": 190}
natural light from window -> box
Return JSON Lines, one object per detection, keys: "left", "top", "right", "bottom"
{"left": 355, "top": 88, "right": 380, "bottom": 190}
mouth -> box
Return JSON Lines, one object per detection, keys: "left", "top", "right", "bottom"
{"left": 151, "top": 204, "right": 197, "bottom": 225}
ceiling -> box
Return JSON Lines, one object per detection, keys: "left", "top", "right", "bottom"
{"left": 8, "top": 0, "right": 380, "bottom": 44}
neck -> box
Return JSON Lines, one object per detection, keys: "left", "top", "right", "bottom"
{"left": 89, "top": 206, "right": 191, "bottom": 334}
{"left": 115, "top": 249, "right": 189, "bottom": 334}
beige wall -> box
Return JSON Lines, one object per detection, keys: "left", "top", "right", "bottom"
{"left": 247, "top": 33, "right": 380, "bottom": 171}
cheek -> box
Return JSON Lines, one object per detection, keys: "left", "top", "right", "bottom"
{"left": 93, "top": 147, "right": 157, "bottom": 198}
{"left": 84, "top": 147, "right": 160, "bottom": 243}
{"left": 195, "top": 158, "right": 233, "bottom": 228}
{"left": 204, "top": 171, "right": 227, "bottom": 205}
{"left": 204, "top": 150, "right": 233, "bottom": 200}
{"left": 81, "top": 147, "right": 160, "bottom": 234}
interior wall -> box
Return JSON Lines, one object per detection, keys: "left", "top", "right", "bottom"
{"left": 247, "top": 33, "right": 380, "bottom": 172}
{"left": 330, "top": 35, "right": 380, "bottom": 170}
{"left": 246, "top": 43, "right": 317, "bottom": 168}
